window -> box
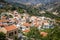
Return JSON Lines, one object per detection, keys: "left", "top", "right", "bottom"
{"left": 15, "top": 31, "right": 17, "bottom": 34}
{"left": 9, "top": 32, "right": 13, "bottom": 36}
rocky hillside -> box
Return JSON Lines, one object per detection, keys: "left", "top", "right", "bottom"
{"left": 5, "top": 0, "right": 60, "bottom": 5}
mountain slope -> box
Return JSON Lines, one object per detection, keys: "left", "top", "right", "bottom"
{"left": 5, "top": 0, "right": 60, "bottom": 5}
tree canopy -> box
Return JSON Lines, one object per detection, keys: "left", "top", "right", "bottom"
{"left": 0, "top": 32, "right": 6, "bottom": 40}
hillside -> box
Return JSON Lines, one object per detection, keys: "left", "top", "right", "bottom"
{"left": 0, "top": 0, "right": 60, "bottom": 25}
{"left": 5, "top": 0, "right": 60, "bottom": 5}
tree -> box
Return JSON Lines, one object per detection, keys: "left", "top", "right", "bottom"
{"left": 24, "top": 25, "right": 60, "bottom": 40}
{"left": 26, "top": 27, "right": 41, "bottom": 40}
{"left": 27, "top": 7, "right": 40, "bottom": 16}
{"left": 11, "top": 6, "right": 16, "bottom": 11}
{"left": 17, "top": 7, "right": 24, "bottom": 13}
{"left": 9, "top": 15, "right": 13, "bottom": 18}
{"left": 14, "top": 36, "right": 18, "bottom": 40}
{"left": 0, "top": 32, "right": 6, "bottom": 40}
{"left": 45, "top": 25, "right": 60, "bottom": 40}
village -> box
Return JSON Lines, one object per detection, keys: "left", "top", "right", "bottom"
{"left": 0, "top": 10, "right": 54, "bottom": 40}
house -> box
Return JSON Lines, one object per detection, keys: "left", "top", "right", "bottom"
{"left": 30, "top": 16, "right": 37, "bottom": 21}
{"left": 22, "top": 29, "right": 30, "bottom": 33}
{"left": 0, "top": 20, "right": 9, "bottom": 23}
{"left": 23, "top": 23, "right": 31, "bottom": 28}
{"left": 40, "top": 32, "right": 48, "bottom": 37}
{"left": 0, "top": 25, "right": 18, "bottom": 39}
{"left": 20, "top": 23, "right": 31, "bottom": 33}
{"left": 1, "top": 15, "right": 7, "bottom": 20}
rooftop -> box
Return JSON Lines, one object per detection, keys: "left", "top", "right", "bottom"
{"left": 4, "top": 25, "right": 17, "bottom": 32}
{"left": 23, "top": 23, "right": 31, "bottom": 27}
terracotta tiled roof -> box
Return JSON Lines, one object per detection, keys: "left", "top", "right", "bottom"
{"left": 0, "top": 20, "right": 2, "bottom": 22}
{"left": 35, "top": 23, "right": 40, "bottom": 27}
{"left": 40, "top": 32, "right": 48, "bottom": 37}
{"left": 1, "top": 16, "right": 7, "bottom": 19}
{"left": 4, "top": 25, "right": 17, "bottom": 32}
{"left": 33, "top": 20, "right": 40, "bottom": 27}
{"left": 23, "top": 23, "right": 30, "bottom": 27}
{"left": 0, "top": 20, "right": 9, "bottom": 22}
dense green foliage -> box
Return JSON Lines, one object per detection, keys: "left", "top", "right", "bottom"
{"left": 25, "top": 25, "right": 60, "bottom": 40}
{"left": 9, "top": 15, "right": 13, "bottom": 18}
{"left": 17, "top": 7, "right": 24, "bottom": 13}
{"left": 26, "top": 27, "right": 41, "bottom": 40}
{"left": 27, "top": 7, "right": 40, "bottom": 16}
{"left": 42, "top": 11, "right": 60, "bottom": 20}
{"left": 47, "top": 25, "right": 60, "bottom": 40}
{"left": 0, "top": 32, "right": 6, "bottom": 40}
{"left": 14, "top": 36, "right": 18, "bottom": 40}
